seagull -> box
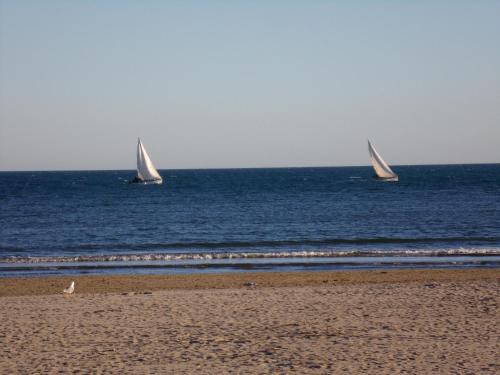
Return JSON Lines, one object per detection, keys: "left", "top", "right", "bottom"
{"left": 63, "top": 281, "right": 75, "bottom": 294}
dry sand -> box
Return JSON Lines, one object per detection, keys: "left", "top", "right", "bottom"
{"left": 0, "top": 269, "right": 498, "bottom": 374}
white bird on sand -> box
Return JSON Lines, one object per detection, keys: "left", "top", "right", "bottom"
{"left": 63, "top": 281, "right": 75, "bottom": 294}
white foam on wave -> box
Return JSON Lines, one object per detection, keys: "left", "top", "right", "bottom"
{"left": 1, "top": 247, "right": 499, "bottom": 264}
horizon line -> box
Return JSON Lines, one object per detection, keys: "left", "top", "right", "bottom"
{"left": 1, "top": 161, "right": 499, "bottom": 173}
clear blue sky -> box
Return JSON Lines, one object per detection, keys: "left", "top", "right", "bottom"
{"left": 1, "top": 0, "right": 499, "bottom": 171}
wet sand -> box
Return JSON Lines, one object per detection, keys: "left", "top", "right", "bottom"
{"left": 0, "top": 269, "right": 498, "bottom": 374}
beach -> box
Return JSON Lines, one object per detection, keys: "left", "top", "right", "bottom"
{"left": 0, "top": 269, "right": 498, "bottom": 374}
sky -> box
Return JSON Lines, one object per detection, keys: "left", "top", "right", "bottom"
{"left": 0, "top": 0, "right": 499, "bottom": 171}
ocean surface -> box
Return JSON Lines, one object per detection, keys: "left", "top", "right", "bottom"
{"left": 1, "top": 165, "right": 499, "bottom": 277}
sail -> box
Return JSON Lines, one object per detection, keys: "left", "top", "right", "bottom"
{"left": 136, "top": 139, "right": 162, "bottom": 182}
{"left": 368, "top": 140, "right": 398, "bottom": 180}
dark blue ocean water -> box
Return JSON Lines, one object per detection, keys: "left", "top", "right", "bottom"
{"left": 1, "top": 165, "right": 499, "bottom": 276}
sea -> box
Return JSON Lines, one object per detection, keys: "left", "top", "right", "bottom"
{"left": 1, "top": 164, "right": 499, "bottom": 277}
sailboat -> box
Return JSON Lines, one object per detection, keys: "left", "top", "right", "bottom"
{"left": 367, "top": 140, "right": 398, "bottom": 182}
{"left": 130, "top": 138, "right": 163, "bottom": 184}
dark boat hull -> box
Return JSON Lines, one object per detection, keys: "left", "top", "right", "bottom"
{"left": 129, "top": 177, "right": 163, "bottom": 185}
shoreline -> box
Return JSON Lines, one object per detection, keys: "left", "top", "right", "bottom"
{"left": 1, "top": 268, "right": 498, "bottom": 297}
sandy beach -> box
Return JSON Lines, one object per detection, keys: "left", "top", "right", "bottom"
{"left": 0, "top": 269, "right": 498, "bottom": 374}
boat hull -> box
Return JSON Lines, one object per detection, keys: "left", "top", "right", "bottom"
{"left": 129, "top": 178, "right": 163, "bottom": 185}
{"left": 141, "top": 179, "right": 163, "bottom": 185}
{"left": 374, "top": 175, "right": 398, "bottom": 182}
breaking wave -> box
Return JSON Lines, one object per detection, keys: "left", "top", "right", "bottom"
{"left": 1, "top": 247, "right": 499, "bottom": 264}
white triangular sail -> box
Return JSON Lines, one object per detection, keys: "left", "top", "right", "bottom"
{"left": 368, "top": 140, "right": 398, "bottom": 181}
{"left": 136, "top": 138, "right": 162, "bottom": 183}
